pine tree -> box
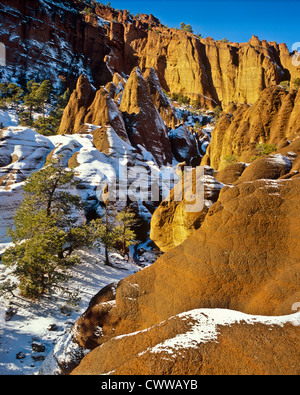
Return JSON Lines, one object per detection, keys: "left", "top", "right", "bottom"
{"left": 90, "top": 200, "right": 117, "bottom": 266}
{"left": 114, "top": 209, "right": 137, "bottom": 258}
{"left": 90, "top": 204, "right": 137, "bottom": 265}
{"left": 23, "top": 80, "right": 40, "bottom": 122}
{"left": 0, "top": 82, "right": 24, "bottom": 109}
{"left": 35, "top": 79, "right": 51, "bottom": 120}
{"left": 2, "top": 158, "right": 93, "bottom": 298}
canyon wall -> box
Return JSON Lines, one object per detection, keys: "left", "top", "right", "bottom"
{"left": 1, "top": 0, "right": 299, "bottom": 108}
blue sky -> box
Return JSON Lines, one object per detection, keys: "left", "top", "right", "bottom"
{"left": 107, "top": 0, "right": 299, "bottom": 49}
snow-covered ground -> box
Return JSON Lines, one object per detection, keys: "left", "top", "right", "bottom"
{"left": 0, "top": 109, "right": 19, "bottom": 128}
{"left": 0, "top": 123, "right": 171, "bottom": 375}
{"left": 0, "top": 247, "right": 146, "bottom": 375}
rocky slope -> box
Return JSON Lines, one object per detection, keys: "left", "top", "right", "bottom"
{"left": 58, "top": 66, "right": 206, "bottom": 167}
{"left": 1, "top": 0, "right": 299, "bottom": 107}
{"left": 46, "top": 175, "right": 300, "bottom": 374}
{"left": 0, "top": 60, "right": 210, "bottom": 251}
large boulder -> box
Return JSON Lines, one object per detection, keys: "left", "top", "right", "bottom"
{"left": 235, "top": 154, "right": 292, "bottom": 184}
{"left": 213, "top": 162, "right": 246, "bottom": 184}
{"left": 150, "top": 168, "right": 224, "bottom": 252}
{"left": 72, "top": 308, "right": 300, "bottom": 375}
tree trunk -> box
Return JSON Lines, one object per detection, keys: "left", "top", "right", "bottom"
{"left": 105, "top": 243, "right": 110, "bottom": 266}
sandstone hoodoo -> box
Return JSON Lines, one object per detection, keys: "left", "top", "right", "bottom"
{"left": 119, "top": 67, "right": 173, "bottom": 166}
{"left": 202, "top": 86, "right": 300, "bottom": 170}
{"left": 0, "top": 0, "right": 299, "bottom": 377}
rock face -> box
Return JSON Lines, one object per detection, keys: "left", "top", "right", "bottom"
{"left": 144, "top": 67, "right": 179, "bottom": 129}
{"left": 150, "top": 168, "right": 224, "bottom": 252}
{"left": 134, "top": 33, "right": 300, "bottom": 108}
{"left": 168, "top": 124, "right": 200, "bottom": 164}
{"left": 1, "top": 1, "right": 299, "bottom": 107}
{"left": 203, "top": 86, "right": 300, "bottom": 170}
{"left": 119, "top": 67, "right": 172, "bottom": 166}
{"left": 72, "top": 308, "right": 300, "bottom": 375}
{"left": 58, "top": 75, "right": 96, "bottom": 135}
{"left": 59, "top": 68, "right": 176, "bottom": 166}
{"left": 59, "top": 77, "right": 130, "bottom": 143}
{"left": 68, "top": 176, "right": 300, "bottom": 365}
{"left": 0, "top": 0, "right": 112, "bottom": 89}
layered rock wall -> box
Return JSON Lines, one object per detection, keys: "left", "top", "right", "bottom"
{"left": 1, "top": 0, "right": 299, "bottom": 107}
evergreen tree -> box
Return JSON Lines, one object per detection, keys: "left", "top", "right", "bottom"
{"left": 90, "top": 204, "right": 137, "bottom": 265}
{"left": 90, "top": 199, "right": 117, "bottom": 266}
{"left": 35, "top": 79, "right": 51, "bottom": 120}
{"left": 2, "top": 158, "right": 92, "bottom": 298}
{"left": 180, "top": 22, "right": 193, "bottom": 33}
{"left": 23, "top": 80, "right": 40, "bottom": 121}
{"left": 0, "top": 82, "right": 24, "bottom": 109}
{"left": 114, "top": 209, "right": 137, "bottom": 257}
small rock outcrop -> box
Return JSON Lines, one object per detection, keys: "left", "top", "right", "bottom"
{"left": 235, "top": 154, "right": 292, "bottom": 184}
{"left": 150, "top": 168, "right": 223, "bottom": 252}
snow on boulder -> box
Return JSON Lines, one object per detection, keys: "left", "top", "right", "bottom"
{"left": 0, "top": 127, "right": 54, "bottom": 173}
{"left": 0, "top": 127, "right": 55, "bottom": 244}
{"left": 71, "top": 308, "right": 300, "bottom": 375}
{"left": 0, "top": 109, "right": 19, "bottom": 128}
{"left": 235, "top": 153, "right": 292, "bottom": 184}
{"left": 92, "top": 125, "right": 136, "bottom": 161}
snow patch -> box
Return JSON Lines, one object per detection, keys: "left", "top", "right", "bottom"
{"left": 150, "top": 308, "right": 300, "bottom": 355}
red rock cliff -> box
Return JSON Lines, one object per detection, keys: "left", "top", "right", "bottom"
{"left": 1, "top": 0, "right": 299, "bottom": 108}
